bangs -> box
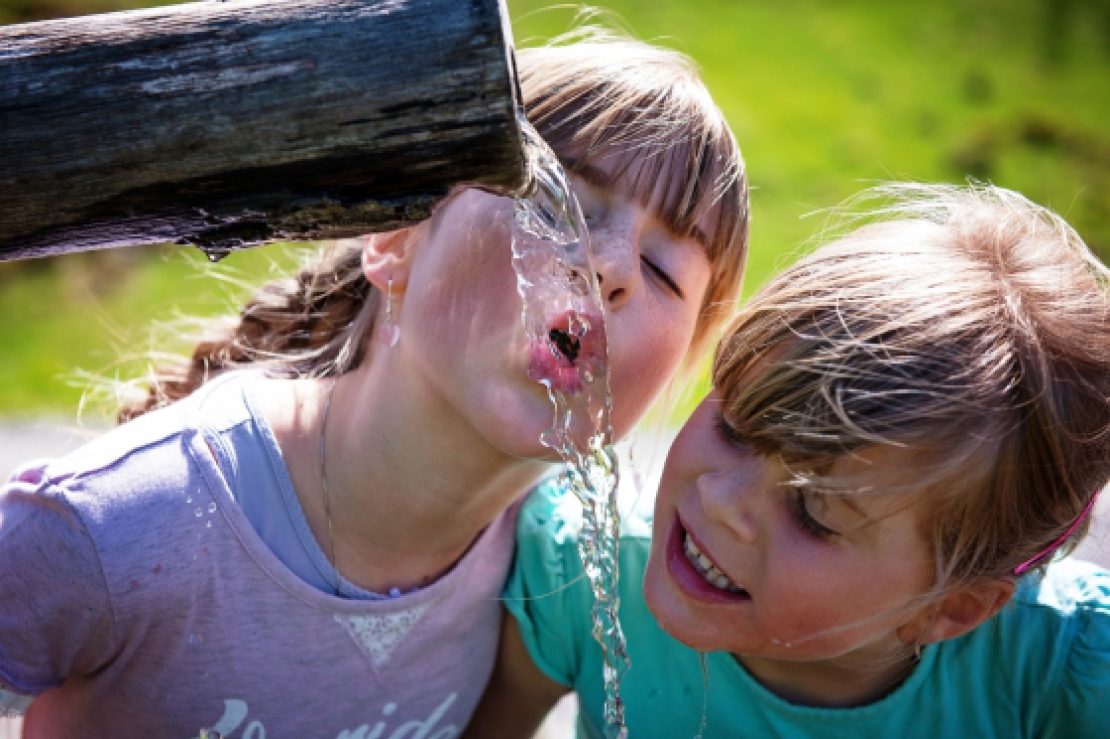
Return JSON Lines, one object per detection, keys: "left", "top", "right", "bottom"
{"left": 518, "top": 34, "right": 749, "bottom": 352}
{"left": 569, "top": 135, "right": 737, "bottom": 258}
{"left": 525, "top": 76, "right": 744, "bottom": 262}
{"left": 713, "top": 318, "right": 1006, "bottom": 508}
{"left": 712, "top": 291, "right": 1009, "bottom": 467}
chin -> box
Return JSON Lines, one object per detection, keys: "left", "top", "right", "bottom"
{"left": 645, "top": 595, "right": 730, "bottom": 653}
{"left": 466, "top": 388, "right": 558, "bottom": 457}
{"left": 487, "top": 425, "right": 560, "bottom": 462}
{"left": 643, "top": 557, "right": 725, "bottom": 652}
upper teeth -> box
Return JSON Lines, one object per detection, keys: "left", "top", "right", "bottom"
{"left": 684, "top": 534, "right": 743, "bottom": 593}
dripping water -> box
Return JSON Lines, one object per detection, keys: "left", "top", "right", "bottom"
{"left": 694, "top": 652, "right": 710, "bottom": 739}
{"left": 512, "top": 114, "right": 629, "bottom": 739}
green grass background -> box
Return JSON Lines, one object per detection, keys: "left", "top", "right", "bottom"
{"left": 0, "top": 0, "right": 1106, "bottom": 419}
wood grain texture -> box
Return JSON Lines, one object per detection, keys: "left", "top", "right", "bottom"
{"left": 0, "top": 0, "right": 528, "bottom": 260}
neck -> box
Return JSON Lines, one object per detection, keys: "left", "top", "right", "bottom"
{"left": 275, "top": 367, "right": 551, "bottom": 594}
{"left": 735, "top": 648, "right": 919, "bottom": 708}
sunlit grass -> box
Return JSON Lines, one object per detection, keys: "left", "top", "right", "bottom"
{"left": 0, "top": 0, "right": 1105, "bottom": 418}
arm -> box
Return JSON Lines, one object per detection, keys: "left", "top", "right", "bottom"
{"left": 0, "top": 468, "right": 116, "bottom": 704}
{"left": 463, "top": 608, "right": 570, "bottom": 739}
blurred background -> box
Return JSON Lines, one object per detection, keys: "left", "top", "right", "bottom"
{"left": 0, "top": 1, "right": 1106, "bottom": 736}
{"left": 0, "top": 0, "right": 1106, "bottom": 421}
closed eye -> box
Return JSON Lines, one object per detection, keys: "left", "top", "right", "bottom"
{"left": 789, "top": 488, "right": 840, "bottom": 540}
{"left": 642, "top": 256, "right": 683, "bottom": 298}
{"left": 715, "top": 413, "right": 748, "bottom": 447}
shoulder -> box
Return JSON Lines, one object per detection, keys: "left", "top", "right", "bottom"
{"left": 517, "top": 475, "right": 583, "bottom": 543}
{"left": 993, "top": 558, "right": 1110, "bottom": 733}
{"left": 1019, "top": 557, "right": 1110, "bottom": 614}
{"left": 1, "top": 412, "right": 192, "bottom": 551}
{"left": 1, "top": 462, "right": 119, "bottom": 693}
{"left": 1023, "top": 558, "right": 1110, "bottom": 668}
{"left": 19, "top": 372, "right": 262, "bottom": 513}
{"left": 509, "top": 470, "right": 654, "bottom": 625}
{"left": 1003, "top": 558, "right": 1110, "bottom": 651}
{"left": 517, "top": 473, "right": 653, "bottom": 557}
{"left": 0, "top": 377, "right": 259, "bottom": 588}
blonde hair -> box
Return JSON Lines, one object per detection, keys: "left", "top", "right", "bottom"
{"left": 519, "top": 28, "right": 748, "bottom": 361}
{"left": 118, "top": 28, "right": 748, "bottom": 422}
{"left": 714, "top": 182, "right": 1109, "bottom": 590}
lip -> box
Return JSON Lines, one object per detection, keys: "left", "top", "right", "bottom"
{"left": 526, "top": 310, "right": 606, "bottom": 395}
{"left": 666, "top": 513, "right": 751, "bottom": 605}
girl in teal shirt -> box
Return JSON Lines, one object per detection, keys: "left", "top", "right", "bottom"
{"left": 468, "top": 182, "right": 1110, "bottom": 738}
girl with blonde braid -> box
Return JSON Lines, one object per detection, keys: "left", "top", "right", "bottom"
{"left": 0, "top": 31, "right": 749, "bottom": 737}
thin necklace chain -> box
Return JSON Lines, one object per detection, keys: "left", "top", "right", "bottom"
{"left": 319, "top": 377, "right": 341, "bottom": 596}
{"left": 317, "top": 377, "right": 414, "bottom": 602}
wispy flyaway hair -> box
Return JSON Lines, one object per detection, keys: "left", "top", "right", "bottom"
{"left": 117, "top": 26, "right": 748, "bottom": 421}
{"left": 715, "top": 182, "right": 1109, "bottom": 588}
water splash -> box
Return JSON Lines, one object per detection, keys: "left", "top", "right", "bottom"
{"left": 512, "top": 116, "right": 629, "bottom": 739}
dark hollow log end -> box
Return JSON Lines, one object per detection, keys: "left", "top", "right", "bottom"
{"left": 0, "top": 0, "right": 526, "bottom": 261}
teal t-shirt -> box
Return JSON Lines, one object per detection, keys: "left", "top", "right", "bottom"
{"left": 504, "top": 481, "right": 1110, "bottom": 738}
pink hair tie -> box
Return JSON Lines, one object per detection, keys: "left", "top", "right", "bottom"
{"left": 1013, "top": 489, "right": 1101, "bottom": 575}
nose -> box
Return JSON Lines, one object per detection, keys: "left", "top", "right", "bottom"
{"left": 590, "top": 207, "right": 641, "bottom": 309}
{"left": 698, "top": 468, "right": 761, "bottom": 545}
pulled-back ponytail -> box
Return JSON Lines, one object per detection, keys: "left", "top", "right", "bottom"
{"left": 118, "top": 241, "right": 380, "bottom": 422}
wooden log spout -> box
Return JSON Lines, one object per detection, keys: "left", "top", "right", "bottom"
{"left": 0, "top": 0, "right": 529, "bottom": 261}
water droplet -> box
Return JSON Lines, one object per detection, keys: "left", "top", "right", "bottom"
{"left": 195, "top": 507, "right": 204, "bottom": 517}
{"left": 208, "top": 502, "right": 217, "bottom": 514}
{"left": 206, "top": 520, "right": 213, "bottom": 528}
{"left": 186, "top": 496, "right": 193, "bottom": 504}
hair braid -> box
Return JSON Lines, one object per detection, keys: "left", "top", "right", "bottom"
{"left": 118, "top": 241, "right": 378, "bottom": 422}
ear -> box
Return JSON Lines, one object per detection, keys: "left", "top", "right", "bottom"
{"left": 360, "top": 228, "right": 416, "bottom": 292}
{"left": 901, "top": 578, "right": 1016, "bottom": 646}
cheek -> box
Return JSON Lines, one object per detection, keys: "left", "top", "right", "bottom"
{"left": 755, "top": 543, "right": 919, "bottom": 645}
{"left": 409, "top": 221, "right": 518, "bottom": 338}
{"left": 610, "top": 308, "right": 692, "bottom": 395}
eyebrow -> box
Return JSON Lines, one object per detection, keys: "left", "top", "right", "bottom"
{"left": 574, "top": 163, "right": 615, "bottom": 190}
{"left": 573, "top": 163, "right": 712, "bottom": 248}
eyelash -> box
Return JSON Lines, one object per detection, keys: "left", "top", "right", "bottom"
{"left": 715, "top": 414, "right": 747, "bottom": 447}
{"left": 575, "top": 181, "right": 683, "bottom": 298}
{"left": 789, "top": 488, "right": 837, "bottom": 541}
{"left": 642, "top": 257, "right": 683, "bottom": 297}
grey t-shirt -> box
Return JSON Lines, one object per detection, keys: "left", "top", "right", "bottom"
{"left": 0, "top": 372, "right": 520, "bottom": 737}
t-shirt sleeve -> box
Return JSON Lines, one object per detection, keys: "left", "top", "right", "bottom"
{"left": 0, "top": 463, "right": 116, "bottom": 697}
{"left": 1037, "top": 564, "right": 1110, "bottom": 736}
{"left": 502, "top": 480, "right": 591, "bottom": 688}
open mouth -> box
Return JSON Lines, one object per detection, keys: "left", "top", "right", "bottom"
{"left": 683, "top": 533, "right": 745, "bottom": 594}
{"left": 527, "top": 311, "right": 605, "bottom": 395}
{"left": 548, "top": 327, "right": 581, "bottom": 363}
{"left": 667, "top": 516, "right": 751, "bottom": 604}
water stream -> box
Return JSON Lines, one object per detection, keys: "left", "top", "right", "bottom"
{"left": 512, "top": 117, "right": 630, "bottom": 739}
{"left": 694, "top": 652, "right": 709, "bottom": 739}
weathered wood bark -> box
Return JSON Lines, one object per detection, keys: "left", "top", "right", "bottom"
{"left": 0, "top": 0, "right": 528, "bottom": 261}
